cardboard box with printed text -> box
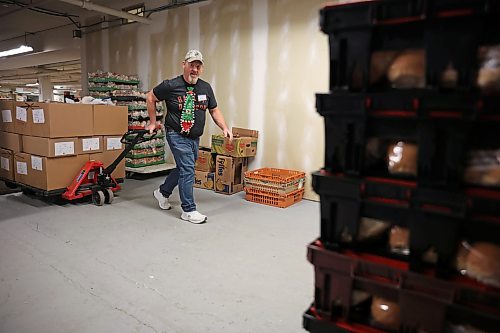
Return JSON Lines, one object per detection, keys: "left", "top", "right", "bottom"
{"left": 13, "top": 102, "right": 29, "bottom": 134}
{"left": 214, "top": 155, "right": 248, "bottom": 194}
{"left": 194, "top": 170, "right": 214, "bottom": 190}
{"left": 76, "top": 136, "right": 103, "bottom": 154}
{"left": 28, "top": 154, "right": 89, "bottom": 191}
{"left": 0, "top": 100, "right": 15, "bottom": 133}
{"left": 211, "top": 127, "right": 258, "bottom": 157}
{"left": 16, "top": 102, "right": 93, "bottom": 138}
{"left": 22, "top": 136, "right": 78, "bottom": 158}
{"left": 0, "top": 148, "right": 14, "bottom": 181}
{"left": 195, "top": 147, "right": 215, "bottom": 172}
{"left": 13, "top": 152, "right": 30, "bottom": 185}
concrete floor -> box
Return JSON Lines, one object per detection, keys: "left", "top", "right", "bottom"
{"left": 0, "top": 176, "right": 319, "bottom": 333}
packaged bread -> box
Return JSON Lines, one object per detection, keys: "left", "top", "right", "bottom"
{"left": 371, "top": 296, "right": 400, "bottom": 330}
{"left": 449, "top": 324, "right": 488, "bottom": 333}
{"left": 389, "top": 226, "right": 410, "bottom": 255}
{"left": 440, "top": 64, "right": 458, "bottom": 88}
{"left": 351, "top": 290, "right": 371, "bottom": 306}
{"left": 388, "top": 226, "right": 437, "bottom": 263}
{"left": 464, "top": 149, "right": 500, "bottom": 186}
{"left": 456, "top": 241, "right": 500, "bottom": 287}
{"left": 477, "top": 45, "right": 500, "bottom": 93}
{"left": 370, "top": 50, "right": 398, "bottom": 85}
{"left": 341, "top": 217, "right": 390, "bottom": 243}
{"left": 387, "top": 49, "right": 425, "bottom": 89}
{"left": 387, "top": 142, "right": 418, "bottom": 176}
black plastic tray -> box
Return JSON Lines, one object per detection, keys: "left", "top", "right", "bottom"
{"left": 308, "top": 240, "right": 500, "bottom": 333}
{"left": 319, "top": 0, "right": 500, "bottom": 90}
{"left": 312, "top": 171, "right": 500, "bottom": 273}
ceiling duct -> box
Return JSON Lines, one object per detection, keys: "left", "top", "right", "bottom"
{"left": 57, "top": 0, "right": 152, "bottom": 24}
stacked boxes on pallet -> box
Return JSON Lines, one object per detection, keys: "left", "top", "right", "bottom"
{"left": 193, "top": 127, "right": 258, "bottom": 194}
{"left": 0, "top": 100, "right": 127, "bottom": 192}
{"left": 304, "top": 1, "right": 500, "bottom": 332}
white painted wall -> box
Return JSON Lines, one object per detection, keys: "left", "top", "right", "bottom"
{"left": 84, "top": 0, "right": 328, "bottom": 200}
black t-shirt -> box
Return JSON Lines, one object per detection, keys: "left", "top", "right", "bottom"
{"left": 153, "top": 75, "right": 217, "bottom": 139}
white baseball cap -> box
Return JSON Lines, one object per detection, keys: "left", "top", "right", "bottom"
{"left": 184, "top": 49, "right": 204, "bottom": 64}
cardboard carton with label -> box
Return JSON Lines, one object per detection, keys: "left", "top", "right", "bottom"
{"left": 211, "top": 127, "right": 258, "bottom": 157}
{"left": 15, "top": 102, "right": 93, "bottom": 137}
{"left": 214, "top": 155, "right": 248, "bottom": 194}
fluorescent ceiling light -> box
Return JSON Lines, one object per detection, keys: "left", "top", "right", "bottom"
{"left": 0, "top": 45, "right": 33, "bottom": 57}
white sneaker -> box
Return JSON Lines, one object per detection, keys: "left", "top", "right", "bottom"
{"left": 181, "top": 211, "right": 207, "bottom": 224}
{"left": 153, "top": 189, "right": 171, "bottom": 210}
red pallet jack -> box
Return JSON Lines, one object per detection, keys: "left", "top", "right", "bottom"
{"left": 62, "top": 128, "right": 154, "bottom": 206}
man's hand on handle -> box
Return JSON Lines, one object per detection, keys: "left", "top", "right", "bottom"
{"left": 146, "top": 123, "right": 157, "bottom": 134}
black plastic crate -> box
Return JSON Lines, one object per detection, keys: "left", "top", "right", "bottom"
{"left": 308, "top": 241, "right": 500, "bottom": 333}
{"left": 317, "top": 90, "right": 500, "bottom": 120}
{"left": 466, "top": 187, "right": 500, "bottom": 220}
{"left": 316, "top": 92, "right": 472, "bottom": 188}
{"left": 318, "top": 92, "right": 500, "bottom": 189}
{"left": 313, "top": 171, "right": 500, "bottom": 274}
{"left": 303, "top": 306, "right": 374, "bottom": 333}
{"left": 320, "top": 0, "right": 500, "bottom": 91}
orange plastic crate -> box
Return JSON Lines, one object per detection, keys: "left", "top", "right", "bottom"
{"left": 245, "top": 188, "right": 304, "bottom": 208}
{"left": 244, "top": 168, "right": 306, "bottom": 195}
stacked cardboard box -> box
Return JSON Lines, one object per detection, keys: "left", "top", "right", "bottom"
{"left": 194, "top": 147, "right": 216, "bottom": 190}
{"left": 0, "top": 101, "right": 127, "bottom": 191}
{"left": 193, "top": 127, "right": 258, "bottom": 194}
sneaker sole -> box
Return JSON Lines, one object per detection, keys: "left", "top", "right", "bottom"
{"left": 153, "top": 190, "right": 171, "bottom": 210}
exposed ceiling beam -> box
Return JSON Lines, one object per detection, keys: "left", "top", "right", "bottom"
{"left": 0, "top": 48, "right": 80, "bottom": 71}
{"left": 57, "top": 0, "right": 152, "bottom": 24}
{"left": 0, "top": 69, "right": 81, "bottom": 80}
{"left": 0, "top": 0, "right": 53, "bottom": 19}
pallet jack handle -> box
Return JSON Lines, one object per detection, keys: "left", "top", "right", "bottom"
{"left": 102, "top": 128, "right": 158, "bottom": 175}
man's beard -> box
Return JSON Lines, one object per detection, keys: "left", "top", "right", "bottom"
{"left": 188, "top": 75, "right": 198, "bottom": 84}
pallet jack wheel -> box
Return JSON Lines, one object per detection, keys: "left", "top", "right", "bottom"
{"left": 104, "top": 188, "right": 114, "bottom": 204}
{"left": 92, "top": 190, "right": 105, "bottom": 206}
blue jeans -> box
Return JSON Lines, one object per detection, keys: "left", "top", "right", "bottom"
{"left": 159, "top": 131, "right": 199, "bottom": 212}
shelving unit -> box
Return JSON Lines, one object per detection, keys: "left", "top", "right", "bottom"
{"left": 87, "top": 71, "right": 175, "bottom": 176}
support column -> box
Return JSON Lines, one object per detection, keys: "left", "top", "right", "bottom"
{"left": 38, "top": 76, "right": 52, "bottom": 102}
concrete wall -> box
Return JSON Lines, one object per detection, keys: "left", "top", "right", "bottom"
{"left": 84, "top": 0, "right": 329, "bottom": 200}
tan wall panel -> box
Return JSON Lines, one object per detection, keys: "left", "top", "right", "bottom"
{"left": 82, "top": 0, "right": 329, "bottom": 200}
{"left": 199, "top": 0, "right": 253, "bottom": 144}
{"left": 148, "top": 8, "right": 190, "bottom": 90}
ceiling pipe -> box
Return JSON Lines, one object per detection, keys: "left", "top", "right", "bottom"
{"left": 0, "top": 69, "right": 82, "bottom": 80}
{"left": 57, "top": 0, "right": 152, "bottom": 24}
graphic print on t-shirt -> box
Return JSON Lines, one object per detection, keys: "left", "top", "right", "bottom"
{"left": 180, "top": 87, "right": 195, "bottom": 134}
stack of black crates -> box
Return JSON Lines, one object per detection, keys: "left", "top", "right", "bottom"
{"left": 303, "top": 1, "right": 500, "bottom": 332}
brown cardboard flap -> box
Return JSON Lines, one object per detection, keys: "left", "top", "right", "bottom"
{"left": 233, "top": 127, "right": 259, "bottom": 138}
